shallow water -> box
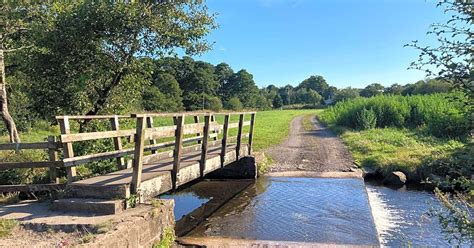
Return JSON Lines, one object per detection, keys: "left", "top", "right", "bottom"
{"left": 366, "top": 182, "right": 470, "bottom": 247}
{"left": 186, "top": 177, "right": 380, "bottom": 246}
{"left": 164, "top": 177, "right": 469, "bottom": 247}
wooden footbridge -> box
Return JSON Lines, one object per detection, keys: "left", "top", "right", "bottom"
{"left": 0, "top": 112, "right": 256, "bottom": 213}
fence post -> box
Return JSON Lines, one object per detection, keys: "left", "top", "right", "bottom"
{"left": 58, "top": 116, "right": 77, "bottom": 183}
{"left": 146, "top": 116, "right": 157, "bottom": 154}
{"left": 210, "top": 115, "right": 218, "bottom": 141}
{"left": 248, "top": 113, "right": 256, "bottom": 155}
{"left": 236, "top": 114, "right": 244, "bottom": 160}
{"left": 200, "top": 114, "right": 211, "bottom": 177}
{"left": 47, "top": 136, "right": 59, "bottom": 184}
{"left": 221, "top": 114, "right": 230, "bottom": 167}
{"left": 193, "top": 115, "right": 202, "bottom": 144}
{"left": 172, "top": 114, "right": 184, "bottom": 189}
{"left": 110, "top": 115, "right": 126, "bottom": 170}
{"left": 131, "top": 115, "right": 146, "bottom": 195}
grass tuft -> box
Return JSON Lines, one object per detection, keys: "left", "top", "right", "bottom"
{"left": 0, "top": 218, "right": 18, "bottom": 238}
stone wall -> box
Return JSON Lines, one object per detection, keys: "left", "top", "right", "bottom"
{"left": 79, "top": 199, "right": 175, "bottom": 248}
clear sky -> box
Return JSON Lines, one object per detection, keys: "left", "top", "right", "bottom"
{"left": 193, "top": 0, "right": 448, "bottom": 88}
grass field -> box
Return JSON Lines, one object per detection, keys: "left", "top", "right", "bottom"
{"left": 335, "top": 127, "right": 465, "bottom": 176}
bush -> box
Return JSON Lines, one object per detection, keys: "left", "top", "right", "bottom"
{"left": 356, "top": 108, "right": 377, "bottom": 130}
{"left": 206, "top": 96, "right": 223, "bottom": 111}
{"left": 226, "top": 97, "right": 243, "bottom": 110}
{"left": 319, "top": 92, "right": 470, "bottom": 138}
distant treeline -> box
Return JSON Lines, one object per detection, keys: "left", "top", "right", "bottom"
{"left": 5, "top": 54, "right": 454, "bottom": 134}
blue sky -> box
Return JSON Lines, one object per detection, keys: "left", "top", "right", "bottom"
{"left": 193, "top": 0, "right": 448, "bottom": 88}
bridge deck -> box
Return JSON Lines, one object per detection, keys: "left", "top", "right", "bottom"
{"left": 68, "top": 143, "right": 248, "bottom": 200}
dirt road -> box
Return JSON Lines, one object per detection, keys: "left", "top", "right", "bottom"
{"left": 266, "top": 115, "right": 356, "bottom": 174}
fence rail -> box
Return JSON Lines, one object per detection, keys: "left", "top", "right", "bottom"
{"left": 0, "top": 111, "right": 256, "bottom": 194}
{"left": 0, "top": 136, "right": 63, "bottom": 192}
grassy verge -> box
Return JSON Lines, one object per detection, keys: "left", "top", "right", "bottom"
{"left": 336, "top": 127, "right": 465, "bottom": 177}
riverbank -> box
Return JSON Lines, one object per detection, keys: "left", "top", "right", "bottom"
{"left": 316, "top": 93, "right": 472, "bottom": 190}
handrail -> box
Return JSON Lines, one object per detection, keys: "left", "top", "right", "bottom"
{"left": 56, "top": 115, "right": 131, "bottom": 120}
{"left": 0, "top": 136, "right": 62, "bottom": 187}
{"left": 54, "top": 112, "right": 257, "bottom": 192}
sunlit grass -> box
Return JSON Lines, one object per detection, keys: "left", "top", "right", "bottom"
{"left": 338, "top": 127, "right": 465, "bottom": 175}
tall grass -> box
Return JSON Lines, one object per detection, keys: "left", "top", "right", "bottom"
{"left": 319, "top": 92, "right": 470, "bottom": 138}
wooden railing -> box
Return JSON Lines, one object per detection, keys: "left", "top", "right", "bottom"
{"left": 0, "top": 111, "right": 256, "bottom": 193}
{"left": 0, "top": 136, "right": 64, "bottom": 192}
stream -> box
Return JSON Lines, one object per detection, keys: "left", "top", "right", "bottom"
{"left": 161, "top": 177, "right": 468, "bottom": 247}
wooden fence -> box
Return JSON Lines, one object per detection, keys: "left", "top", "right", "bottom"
{"left": 0, "top": 136, "right": 64, "bottom": 192}
{"left": 0, "top": 112, "right": 256, "bottom": 193}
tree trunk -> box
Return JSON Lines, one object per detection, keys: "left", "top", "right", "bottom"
{"left": 0, "top": 49, "right": 21, "bottom": 143}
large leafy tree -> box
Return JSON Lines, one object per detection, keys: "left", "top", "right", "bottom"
{"left": 27, "top": 1, "right": 216, "bottom": 121}
{"left": 215, "top": 62, "right": 234, "bottom": 98}
{"left": 360, "top": 83, "right": 384, "bottom": 97}
{"left": 143, "top": 72, "right": 183, "bottom": 112}
{"left": 0, "top": 3, "right": 45, "bottom": 142}
{"left": 298, "top": 75, "right": 329, "bottom": 97}
{"left": 333, "top": 87, "right": 360, "bottom": 102}
{"left": 225, "top": 70, "right": 259, "bottom": 108}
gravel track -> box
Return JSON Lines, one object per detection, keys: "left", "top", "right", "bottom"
{"left": 266, "top": 115, "right": 355, "bottom": 173}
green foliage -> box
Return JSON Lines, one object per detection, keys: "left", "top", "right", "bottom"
{"left": 204, "top": 96, "right": 223, "bottom": 112}
{"left": 355, "top": 107, "right": 377, "bottom": 130}
{"left": 153, "top": 227, "right": 176, "bottom": 248}
{"left": 0, "top": 150, "right": 50, "bottom": 185}
{"left": 298, "top": 75, "right": 329, "bottom": 97}
{"left": 4, "top": 72, "right": 36, "bottom": 132}
{"left": 226, "top": 97, "right": 243, "bottom": 110}
{"left": 19, "top": 1, "right": 216, "bottom": 119}
{"left": 319, "top": 93, "right": 470, "bottom": 138}
{"left": 360, "top": 83, "right": 384, "bottom": 97}
{"left": 430, "top": 188, "right": 473, "bottom": 247}
{"left": 335, "top": 127, "right": 465, "bottom": 178}
{"left": 333, "top": 87, "right": 360, "bottom": 103}
{"left": 272, "top": 94, "right": 283, "bottom": 108}
{"left": 401, "top": 79, "right": 452, "bottom": 96}
{"left": 143, "top": 72, "right": 183, "bottom": 112}
{"left": 422, "top": 144, "right": 473, "bottom": 191}
{"left": 127, "top": 194, "right": 139, "bottom": 208}
{"left": 0, "top": 219, "right": 17, "bottom": 238}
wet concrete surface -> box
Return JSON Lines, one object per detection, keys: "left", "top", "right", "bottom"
{"left": 171, "top": 177, "right": 380, "bottom": 247}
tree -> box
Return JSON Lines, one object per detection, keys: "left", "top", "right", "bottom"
{"left": 298, "top": 75, "right": 329, "bottom": 96}
{"left": 385, "top": 84, "right": 404, "bottom": 95}
{"left": 402, "top": 79, "right": 452, "bottom": 96}
{"left": 27, "top": 1, "right": 216, "bottom": 122}
{"left": 143, "top": 72, "right": 183, "bottom": 111}
{"left": 360, "top": 83, "right": 384, "bottom": 97}
{"left": 334, "top": 87, "right": 360, "bottom": 102}
{"left": 180, "top": 60, "right": 219, "bottom": 109}
{"left": 406, "top": 1, "right": 473, "bottom": 100}
{"left": 272, "top": 94, "right": 283, "bottom": 109}
{"left": 306, "top": 89, "right": 323, "bottom": 106}
{"left": 323, "top": 86, "right": 338, "bottom": 100}
{"left": 226, "top": 97, "right": 243, "bottom": 110}
{"left": 224, "top": 70, "right": 259, "bottom": 108}
{"left": 215, "top": 62, "right": 234, "bottom": 99}
{"left": 278, "top": 85, "right": 294, "bottom": 105}
{"left": 0, "top": 3, "right": 44, "bottom": 142}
